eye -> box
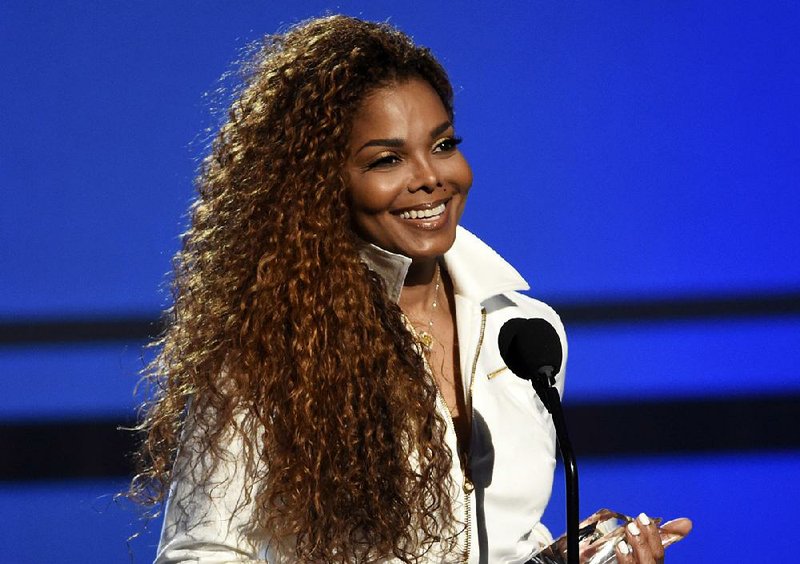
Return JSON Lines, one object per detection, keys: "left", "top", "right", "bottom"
{"left": 365, "top": 153, "right": 401, "bottom": 170}
{"left": 433, "top": 136, "right": 463, "bottom": 154}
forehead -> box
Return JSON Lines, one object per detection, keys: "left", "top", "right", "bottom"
{"left": 349, "top": 78, "right": 450, "bottom": 139}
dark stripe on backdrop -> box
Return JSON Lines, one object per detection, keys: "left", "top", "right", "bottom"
{"left": 1, "top": 291, "right": 799, "bottom": 345}
{"left": 2, "top": 394, "right": 798, "bottom": 481}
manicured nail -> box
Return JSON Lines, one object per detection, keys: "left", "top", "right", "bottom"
{"left": 627, "top": 522, "right": 641, "bottom": 536}
{"left": 638, "top": 512, "right": 651, "bottom": 526}
{"left": 618, "top": 540, "right": 631, "bottom": 555}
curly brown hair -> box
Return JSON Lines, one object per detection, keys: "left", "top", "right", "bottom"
{"left": 130, "top": 15, "right": 462, "bottom": 562}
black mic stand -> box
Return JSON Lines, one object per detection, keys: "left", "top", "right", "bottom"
{"left": 535, "top": 371, "right": 579, "bottom": 564}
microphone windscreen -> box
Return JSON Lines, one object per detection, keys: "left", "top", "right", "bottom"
{"left": 498, "top": 318, "right": 563, "bottom": 380}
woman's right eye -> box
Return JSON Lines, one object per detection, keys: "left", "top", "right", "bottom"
{"left": 366, "top": 154, "right": 400, "bottom": 169}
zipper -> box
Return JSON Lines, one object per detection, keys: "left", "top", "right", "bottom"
{"left": 404, "top": 307, "right": 487, "bottom": 562}
{"left": 460, "top": 307, "right": 486, "bottom": 563}
{"left": 431, "top": 387, "right": 471, "bottom": 563}
{"left": 437, "top": 307, "right": 486, "bottom": 562}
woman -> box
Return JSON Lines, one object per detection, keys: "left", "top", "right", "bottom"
{"left": 131, "top": 15, "right": 684, "bottom": 563}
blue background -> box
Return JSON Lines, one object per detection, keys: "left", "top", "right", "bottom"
{"left": 2, "top": 1, "right": 798, "bottom": 561}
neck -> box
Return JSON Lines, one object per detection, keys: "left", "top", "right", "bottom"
{"left": 399, "top": 257, "right": 440, "bottom": 313}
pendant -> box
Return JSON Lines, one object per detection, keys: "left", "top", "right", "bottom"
{"left": 417, "top": 331, "right": 434, "bottom": 353}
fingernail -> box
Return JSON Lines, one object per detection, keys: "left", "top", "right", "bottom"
{"left": 638, "top": 512, "right": 651, "bottom": 526}
{"left": 627, "top": 522, "right": 641, "bottom": 536}
{"left": 618, "top": 540, "right": 631, "bottom": 555}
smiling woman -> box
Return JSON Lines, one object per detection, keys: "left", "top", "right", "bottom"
{"left": 128, "top": 14, "right": 682, "bottom": 564}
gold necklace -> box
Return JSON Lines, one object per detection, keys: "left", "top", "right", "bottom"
{"left": 416, "top": 262, "right": 441, "bottom": 354}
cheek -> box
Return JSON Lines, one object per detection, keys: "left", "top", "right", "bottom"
{"left": 461, "top": 163, "right": 473, "bottom": 192}
{"left": 348, "top": 176, "right": 404, "bottom": 214}
{"left": 449, "top": 155, "right": 473, "bottom": 194}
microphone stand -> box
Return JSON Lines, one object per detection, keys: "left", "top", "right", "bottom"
{"left": 536, "top": 376, "right": 579, "bottom": 564}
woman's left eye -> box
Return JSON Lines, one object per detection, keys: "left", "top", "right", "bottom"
{"left": 433, "top": 136, "right": 463, "bottom": 153}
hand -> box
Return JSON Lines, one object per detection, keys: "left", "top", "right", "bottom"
{"left": 614, "top": 513, "right": 692, "bottom": 563}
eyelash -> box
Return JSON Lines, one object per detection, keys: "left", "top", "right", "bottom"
{"left": 364, "top": 136, "right": 463, "bottom": 170}
{"left": 365, "top": 154, "right": 401, "bottom": 170}
{"left": 434, "top": 136, "right": 463, "bottom": 153}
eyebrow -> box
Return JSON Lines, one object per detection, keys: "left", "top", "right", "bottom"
{"left": 356, "top": 120, "right": 453, "bottom": 154}
{"left": 430, "top": 120, "right": 452, "bottom": 138}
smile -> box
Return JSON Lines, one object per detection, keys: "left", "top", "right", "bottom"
{"left": 397, "top": 201, "right": 447, "bottom": 220}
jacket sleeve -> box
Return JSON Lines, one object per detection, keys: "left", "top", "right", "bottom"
{"left": 155, "top": 407, "right": 271, "bottom": 564}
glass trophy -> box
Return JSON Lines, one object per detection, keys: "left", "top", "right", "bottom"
{"left": 526, "top": 509, "right": 689, "bottom": 564}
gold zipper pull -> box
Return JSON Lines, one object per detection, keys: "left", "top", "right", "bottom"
{"left": 463, "top": 476, "right": 474, "bottom": 494}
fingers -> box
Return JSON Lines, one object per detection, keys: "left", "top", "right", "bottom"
{"left": 658, "top": 517, "right": 693, "bottom": 550}
{"left": 636, "top": 513, "right": 664, "bottom": 559}
{"left": 661, "top": 517, "right": 693, "bottom": 538}
{"left": 615, "top": 513, "right": 664, "bottom": 564}
{"left": 615, "top": 537, "right": 635, "bottom": 563}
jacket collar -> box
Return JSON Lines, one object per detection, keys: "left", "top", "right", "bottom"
{"left": 358, "top": 226, "right": 530, "bottom": 305}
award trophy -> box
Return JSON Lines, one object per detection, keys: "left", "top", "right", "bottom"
{"left": 527, "top": 509, "right": 690, "bottom": 564}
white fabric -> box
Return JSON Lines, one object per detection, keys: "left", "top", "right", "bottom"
{"left": 156, "top": 226, "right": 567, "bottom": 563}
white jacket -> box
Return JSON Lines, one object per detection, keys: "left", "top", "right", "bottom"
{"left": 156, "top": 226, "right": 567, "bottom": 563}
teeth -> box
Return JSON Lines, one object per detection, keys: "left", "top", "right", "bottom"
{"left": 399, "top": 202, "right": 446, "bottom": 220}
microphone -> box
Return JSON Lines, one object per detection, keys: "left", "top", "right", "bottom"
{"left": 498, "top": 318, "right": 562, "bottom": 410}
{"left": 499, "top": 318, "right": 578, "bottom": 564}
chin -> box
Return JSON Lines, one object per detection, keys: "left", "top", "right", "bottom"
{"left": 402, "top": 232, "right": 457, "bottom": 260}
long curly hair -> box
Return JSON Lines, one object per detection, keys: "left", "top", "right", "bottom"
{"left": 130, "top": 15, "right": 461, "bottom": 562}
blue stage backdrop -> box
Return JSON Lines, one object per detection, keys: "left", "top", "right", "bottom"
{"left": 1, "top": 2, "right": 798, "bottom": 562}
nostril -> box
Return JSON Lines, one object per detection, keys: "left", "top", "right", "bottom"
{"left": 409, "top": 183, "right": 436, "bottom": 193}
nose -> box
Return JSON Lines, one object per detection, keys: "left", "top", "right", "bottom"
{"left": 408, "top": 155, "right": 442, "bottom": 193}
